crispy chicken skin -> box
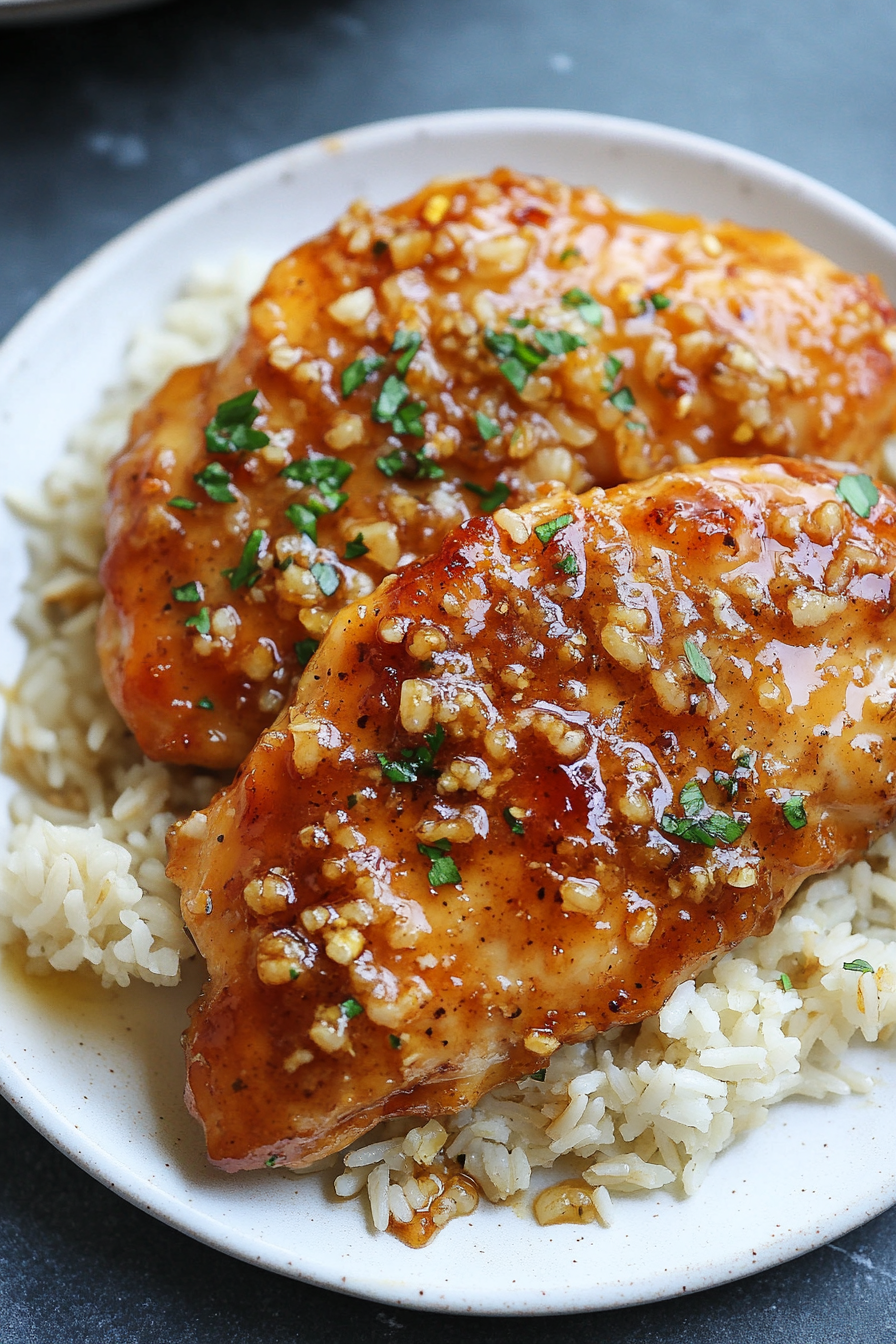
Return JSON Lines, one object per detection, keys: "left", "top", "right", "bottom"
{"left": 100, "top": 170, "right": 896, "bottom": 769}
{"left": 169, "top": 458, "right": 896, "bottom": 1171}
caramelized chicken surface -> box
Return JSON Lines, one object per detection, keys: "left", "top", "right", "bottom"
{"left": 168, "top": 458, "right": 896, "bottom": 1171}
{"left": 100, "top": 170, "right": 896, "bottom": 769}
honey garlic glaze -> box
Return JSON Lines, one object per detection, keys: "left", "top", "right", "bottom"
{"left": 99, "top": 169, "right": 896, "bottom": 770}
{"left": 169, "top": 457, "right": 896, "bottom": 1172}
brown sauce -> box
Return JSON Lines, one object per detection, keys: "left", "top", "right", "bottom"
{"left": 388, "top": 1161, "right": 480, "bottom": 1248}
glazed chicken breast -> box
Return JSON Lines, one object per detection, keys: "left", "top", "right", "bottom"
{"left": 168, "top": 457, "right": 896, "bottom": 1172}
{"left": 100, "top": 170, "right": 896, "bottom": 770}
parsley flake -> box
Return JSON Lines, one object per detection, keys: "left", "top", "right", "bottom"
{"left": 661, "top": 780, "right": 748, "bottom": 847}
{"left": 378, "top": 725, "right": 445, "bottom": 784}
{"left": 843, "top": 958, "right": 874, "bottom": 974}
{"left": 286, "top": 502, "right": 320, "bottom": 544}
{"left": 311, "top": 561, "right": 340, "bottom": 597}
{"left": 341, "top": 354, "right": 385, "bottom": 398}
{"left": 601, "top": 354, "right": 623, "bottom": 392}
{"left": 418, "top": 837, "right": 461, "bottom": 887}
{"left": 204, "top": 389, "right": 270, "bottom": 454}
{"left": 197, "top": 696, "right": 214, "bottom": 711}
{"left": 836, "top": 473, "right": 879, "bottom": 519}
{"left": 376, "top": 447, "right": 444, "bottom": 480}
{"left": 194, "top": 462, "right": 237, "bottom": 504}
{"left": 372, "top": 374, "right": 411, "bottom": 423}
{"left": 344, "top": 533, "right": 369, "bottom": 560}
{"left": 172, "top": 581, "right": 202, "bottom": 603}
{"left": 562, "top": 287, "right": 603, "bottom": 328}
{"left": 391, "top": 329, "right": 423, "bottom": 376}
{"left": 222, "top": 529, "right": 266, "bottom": 590}
{"left": 609, "top": 385, "right": 636, "bottom": 413}
{"left": 391, "top": 399, "right": 427, "bottom": 437}
{"left": 534, "top": 329, "right": 587, "bottom": 357}
{"left": 341, "top": 998, "right": 364, "bottom": 1019}
{"left": 684, "top": 637, "right": 715, "bottom": 684}
{"left": 475, "top": 411, "right": 502, "bottom": 442}
{"left": 555, "top": 553, "right": 579, "bottom": 576}
{"left": 280, "top": 456, "right": 353, "bottom": 491}
{"left": 559, "top": 247, "right": 581, "bottom": 264}
{"left": 650, "top": 292, "right": 671, "bottom": 310}
{"left": 347, "top": 794, "right": 358, "bottom": 809}
{"left": 779, "top": 972, "right": 793, "bottom": 992}
{"left": 782, "top": 796, "right": 808, "bottom": 830}
{"left": 169, "top": 496, "right": 197, "bottom": 511}
{"left": 265, "top": 1155, "right": 279, "bottom": 1168}
{"left": 529, "top": 1068, "right": 547, "bottom": 1081}
{"left": 388, "top": 1034, "right": 402, "bottom": 1049}
{"left": 185, "top": 606, "right": 210, "bottom": 636}
{"left": 503, "top": 807, "right": 524, "bottom": 836}
{"left": 465, "top": 479, "right": 511, "bottom": 514}
{"left": 484, "top": 328, "right": 547, "bottom": 392}
{"left": 534, "top": 513, "right": 573, "bottom": 545}
{"left": 295, "top": 638, "right": 318, "bottom": 666}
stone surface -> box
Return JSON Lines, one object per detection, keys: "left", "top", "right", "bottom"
{"left": 1, "top": 0, "right": 896, "bottom": 1337}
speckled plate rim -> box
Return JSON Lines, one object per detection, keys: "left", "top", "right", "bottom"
{"left": 1, "top": 108, "right": 895, "bottom": 1316}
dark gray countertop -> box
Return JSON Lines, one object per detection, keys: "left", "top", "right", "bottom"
{"left": 1, "top": 1, "right": 896, "bottom": 1338}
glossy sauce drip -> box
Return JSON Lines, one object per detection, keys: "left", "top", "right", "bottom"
{"left": 533, "top": 1180, "right": 602, "bottom": 1227}
{"left": 388, "top": 1162, "right": 480, "bottom": 1248}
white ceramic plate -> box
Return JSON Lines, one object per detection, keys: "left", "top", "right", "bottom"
{"left": 1, "top": 109, "right": 895, "bottom": 1316}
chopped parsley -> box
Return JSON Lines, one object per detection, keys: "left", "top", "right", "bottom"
{"left": 533, "top": 328, "right": 587, "bottom": 356}
{"left": 562, "top": 287, "right": 603, "bottom": 328}
{"left": 465, "top": 479, "right": 511, "bottom": 514}
{"left": 197, "top": 696, "right": 214, "bottom": 711}
{"left": 388, "top": 1034, "right": 402, "bottom": 1049}
{"left": 204, "top": 389, "right": 270, "bottom": 454}
{"left": 601, "top": 354, "right": 623, "bottom": 392}
{"left": 503, "top": 807, "right": 524, "bottom": 836}
{"left": 193, "top": 462, "right": 237, "bottom": 504}
{"left": 341, "top": 997, "right": 364, "bottom": 1018}
{"left": 294, "top": 638, "right": 318, "bottom": 666}
{"left": 650, "top": 292, "right": 671, "bottom": 310}
{"left": 265, "top": 1155, "right": 279, "bottom": 1168}
{"left": 559, "top": 247, "right": 581, "bottom": 264}
{"left": 372, "top": 374, "right": 411, "bottom": 422}
{"left": 184, "top": 606, "right": 210, "bottom": 636}
{"left": 661, "top": 780, "right": 748, "bottom": 847}
{"left": 280, "top": 456, "right": 353, "bottom": 492}
{"left": 222, "top": 528, "right": 266, "bottom": 590}
{"left": 346, "top": 794, "right": 358, "bottom": 809}
{"left": 608, "top": 385, "right": 636, "bottom": 414}
{"left": 475, "top": 411, "right": 502, "bottom": 442}
{"left": 713, "top": 757, "right": 751, "bottom": 798}
{"left": 779, "top": 972, "right": 793, "bottom": 992}
{"left": 782, "top": 796, "right": 808, "bottom": 830}
{"left": 376, "top": 447, "right": 444, "bottom": 480}
{"left": 378, "top": 725, "right": 445, "bottom": 784}
{"left": 483, "top": 328, "right": 548, "bottom": 392}
{"left": 285, "top": 502, "right": 322, "bottom": 544}
{"left": 529, "top": 1068, "right": 547, "bottom": 1081}
{"left": 169, "top": 496, "right": 197, "bottom": 510}
{"left": 310, "top": 561, "right": 340, "bottom": 597}
{"left": 836, "top": 473, "right": 879, "bottom": 519}
{"left": 684, "top": 637, "right": 715, "bottom": 684}
{"left": 391, "top": 399, "right": 427, "bottom": 437}
{"left": 534, "top": 513, "right": 573, "bottom": 545}
{"left": 344, "top": 533, "right": 369, "bottom": 560}
{"left": 555, "top": 553, "right": 579, "bottom": 576}
{"left": 341, "top": 354, "right": 385, "bottom": 398}
{"left": 418, "top": 837, "right": 461, "bottom": 887}
{"left": 843, "top": 959, "right": 874, "bottom": 974}
{"left": 391, "top": 329, "right": 423, "bottom": 376}
{"left": 172, "top": 581, "right": 202, "bottom": 603}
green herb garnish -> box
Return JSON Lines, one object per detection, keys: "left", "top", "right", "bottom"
{"left": 465, "top": 480, "right": 511, "bottom": 514}
{"left": 601, "top": 354, "right": 623, "bottom": 392}
{"left": 341, "top": 355, "right": 385, "bottom": 398}
{"left": 204, "top": 389, "right": 270, "bottom": 454}
{"left": 185, "top": 606, "right": 211, "bottom": 636}
{"left": 388, "top": 1034, "right": 402, "bottom": 1049}
{"left": 559, "top": 247, "right": 581, "bottom": 264}
{"left": 295, "top": 638, "right": 318, "bottom": 666}
{"left": 172, "top": 581, "right": 202, "bottom": 603}
{"left": 503, "top": 807, "right": 524, "bottom": 836}
{"left": 483, "top": 328, "right": 547, "bottom": 392}
{"left": 341, "top": 997, "right": 364, "bottom": 1019}
{"left": 475, "top": 411, "right": 502, "bottom": 442}
{"left": 782, "top": 796, "right": 808, "bottom": 830}
{"left": 193, "top": 462, "right": 237, "bottom": 504}
{"left": 197, "top": 696, "right": 214, "bottom": 710}
{"left": 376, "top": 447, "right": 444, "bottom": 479}
{"left": 555, "top": 553, "right": 579, "bottom": 576}
{"left": 650, "top": 292, "right": 671, "bottom": 310}
{"left": 533, "top": 329, "right": 587, "bottom": 357}
{"left": 529, "top": 1068, "right": 547, "bottom": 1081}
{"left": 347, "top": 794, "right": 358, "bottom": 809}
{"left": 169, "top": 496, "right": 197, "bottom": 510}
{"left": 836, "top": 473, "right": 879, "bottom": 519}
{"left": 779, "top": 972, "right": 793, "bottom": 992}
{"left": 372, "top": 374, "right": 411, "bottom": 423}
{"left": 265, "top": 1155, "right": 279, "bottom": 1168}
{"left": 609, "top": 386, "right": 636, "bottom": 414}
{"left": 280, "top": 456, "right": 353, "bottom": 491}
{"left": 310, "top": 561, "right": 340, "bottom": 597}
{"left": 286, "top": 502, "right": 321, "bottom": 544}
{"left": 222, "top": 528, "right": 266, "bottom": 590}
{"left": 391, "top": 400, "right": 427, "bottom": 437}
{"left": 344, "top": 533, "right": 369, "bottom": 560}
{"left": 391, "top": 329, "right": 423, "bottom": 376}
{"left": 418, "top": 837, "right": 461, "bottom": 887}
{"left": 561, "top": 287, "right": 603, "bottom": 327}
{"left": 534, "top": 513, "right": 573, "bottom": 545}
{"left": 843, "top": 959, "right": 874, "bottom": 974}
{"left": 378, "top": 724, "right": 445, "bottom": 784}
{"left": 661, "top": 781, "right": 748, "bottom": 847}
{"left": 684, "top": 637, "right": 715, "bottom": 684}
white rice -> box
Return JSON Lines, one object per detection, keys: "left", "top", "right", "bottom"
{"left": 0, "top": 255, "right": 893, "bottom": 1229}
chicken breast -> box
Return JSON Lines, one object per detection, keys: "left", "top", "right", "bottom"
{"left": 100, "top": 169, "right": 896, "bottom": 769}
{"left": 168, "top": 457, "right": 896, "bottom": 1172}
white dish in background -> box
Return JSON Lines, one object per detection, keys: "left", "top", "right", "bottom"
{"left": 0, "top": 108, "right": 895, "bottom": 1315}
